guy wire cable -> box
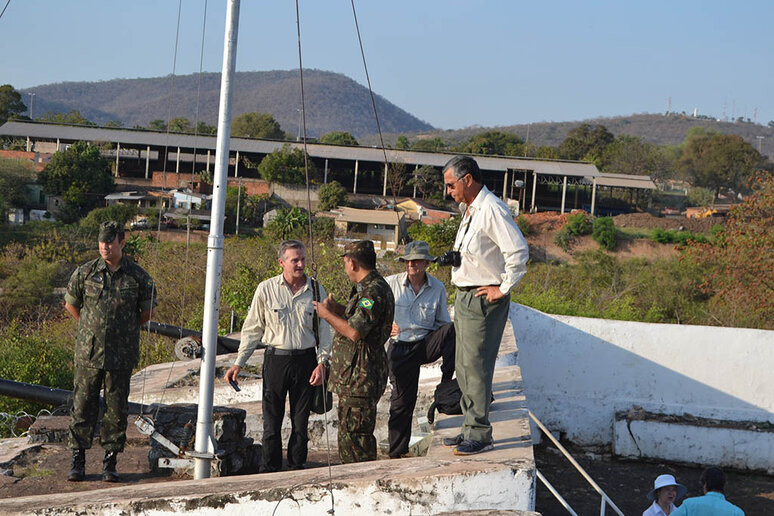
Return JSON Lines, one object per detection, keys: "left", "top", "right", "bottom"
{"left": 295, "top": 0, "right": 336, "bottom": 513}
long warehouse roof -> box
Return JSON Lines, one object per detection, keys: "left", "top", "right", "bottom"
{"left": 0, "top": 121, "right": 656, "bottom": 189}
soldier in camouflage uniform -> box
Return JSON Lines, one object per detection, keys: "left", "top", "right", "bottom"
{"left": 313, "top": 240, "right": 394, "bottom": 463}
{"left": 64, "top": 221, "right": 157, "bottom": 482}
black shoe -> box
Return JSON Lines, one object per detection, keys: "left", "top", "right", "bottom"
{"left": 102, "top": 450, "right": 120, "bottom": 482}
{"left": 67, "top": 449, "right": 85, "bottom": 482}
{"left": 442, "top": 434, "right": 464, "bottom": 447}
{"left": 453, "top": 439, "right": 494, "bottom": 456}
{"left": 287, "top": 463, "right": 305, "bottom": 471}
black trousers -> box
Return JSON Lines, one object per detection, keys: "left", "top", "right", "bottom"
{"left": 261, "top": 348, "right": 317, "bottom": 472}
{"left": 387, "top": 322, "right": 455, "bottom": 457}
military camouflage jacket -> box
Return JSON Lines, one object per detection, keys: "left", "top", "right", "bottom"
{"left": 65, "top": 256, "right": 157, "bottom": 370}
{"left": 330, "top": 270, "right": 394, "bottom": 400}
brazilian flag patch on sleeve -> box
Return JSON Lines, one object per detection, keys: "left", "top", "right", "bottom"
{"left": 358, "top": 298, "right": 374, "bottom": 310}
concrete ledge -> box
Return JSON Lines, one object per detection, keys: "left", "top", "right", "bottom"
{"left": 614, "top": 410, "right": 774, "bottom": 474}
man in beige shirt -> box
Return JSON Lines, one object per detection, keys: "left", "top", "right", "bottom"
{"left": 225, "top": 240, "right": 331, "bottom": 472}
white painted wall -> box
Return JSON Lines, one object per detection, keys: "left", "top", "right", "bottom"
{"left": 512, "top": 304, "right": 774, "bottom": 448}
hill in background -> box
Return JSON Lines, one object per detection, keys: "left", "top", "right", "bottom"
{"left": 19, "top": 70, "right": 434, "bottom": 138}
{"left": 382, "top": 113, "right": 774, "bottom": 158}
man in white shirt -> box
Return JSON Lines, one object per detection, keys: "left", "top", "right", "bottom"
{"left": 441, "top": 155, "right": 529, "bottom": 455}
{"left": 224, "top": 240, "right": 331, "bottom": 472}
{"left": 385, "top": 240, "right": 455, "bottom": 458}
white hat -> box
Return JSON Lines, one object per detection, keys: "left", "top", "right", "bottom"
{"left": 647, "top": 474, "right": 687, "bottom": 502}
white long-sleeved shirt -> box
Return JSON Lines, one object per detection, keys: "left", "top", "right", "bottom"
{"left": 235, "top": 274, "right": 331, "bottom": 367}
{"left": 451, "top": 185, "right": 529, "bottom": 296}
{"left": 386, "top": 271, "right": 450, "bottom": 342}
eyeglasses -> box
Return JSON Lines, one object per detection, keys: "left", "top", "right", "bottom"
{"left": 444, "top": 174, "right": 469, "bottom": 189}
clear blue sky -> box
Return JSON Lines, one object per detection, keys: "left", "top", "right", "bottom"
{"left": 1, "top": 0, "right": 773, "bottom": 130}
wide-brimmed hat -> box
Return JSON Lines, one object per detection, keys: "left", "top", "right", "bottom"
{"left": 647, "top": 474, "right": 687, "bottom": 502}
{"left": 397, "top": 241, "right": 434, "bottom": 262}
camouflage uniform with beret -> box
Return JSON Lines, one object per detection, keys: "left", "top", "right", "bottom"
{"left": 323, "top": 240, "right": 394, "bottom": 463}
{"left": 64, "top": 221, "right": 157, "bottom": 481}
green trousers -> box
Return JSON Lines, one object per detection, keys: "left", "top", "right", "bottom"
{"left": 69, "top": 366, "right": 131, "bottom": 452}
{"left": 337, "top": 396, "right": 378, "bottom": 463}
{"left": 453, "top": 289, "right": 509, "bottom": 443}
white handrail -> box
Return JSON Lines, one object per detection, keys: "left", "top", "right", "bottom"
{"left": 530, "top": 410, "right": 625, "bottom": 516}
{"left": 535, "top": 468, "right": 579, "bottom": 516}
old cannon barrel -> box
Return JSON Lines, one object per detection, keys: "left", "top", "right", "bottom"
{"left": 0, "top": 378, "right": 145, "bottom": 414}
{"left": 143, "top": 321, "right": 241, "bottom": 356}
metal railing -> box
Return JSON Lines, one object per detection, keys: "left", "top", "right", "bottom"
{"left": 530, "top": 410, "right": 625, "bottom": 516}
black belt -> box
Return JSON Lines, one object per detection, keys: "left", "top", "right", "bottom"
{"left": 457, "top": 284, "right": 498, "bottom": 292}
{"left": 264, "top": 346, "right": 316, "bottom": 356}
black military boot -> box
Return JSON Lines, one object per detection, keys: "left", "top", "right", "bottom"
{"left": 102, "top": 450, "right": 120, "bottom": 482}
{"left": 67, "top": 449, "right": 86, "bottom": 481}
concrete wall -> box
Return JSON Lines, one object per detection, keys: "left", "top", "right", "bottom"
{"left": 513, "top": 304, "right": 774, "bottom": 458}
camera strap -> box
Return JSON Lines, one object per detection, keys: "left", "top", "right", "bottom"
{"left": 455, "top": 211, "right": 474, "bottom": 252}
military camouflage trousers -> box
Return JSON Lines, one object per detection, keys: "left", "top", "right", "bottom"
{"left": 337, "top": 396, "right": 379, "bottom": 464}
{"left": 69, "top": 366, "right": 132, "bottom": 452}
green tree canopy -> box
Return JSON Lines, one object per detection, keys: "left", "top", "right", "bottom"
{"left": 38, "top": 110, "right": 95, "bottom": 126}
{"left": 408, "top": 165, "right": 442, "bottom": 199}
{"left": 677, "top": 132, "right": 765, "bottom": 198}
{"left": 148, "top": 119, "right": 167, "bottom": 131}
{"left": 168, "top": 117, "right": 192, "bottom": 133}
{"left": 0, "top": 157, "right": 36, "bottom": 221}
{"left": 232, "top": 112, "right": 286, "bottom": 139}
{"left": 257, "top": 144, "right": 315, "bottom": 184}
{"left": 558, "top": 123, "right": 614, "bottom": 160}
{"left": 601, "top": 135, "right": 673, "bottom": 181}
{"left": 318, "top": 180, "right": 346, "bottom": 211}
{"left": 0, "top": 85, "right": 27, "bottom": 125}
{"left": 38, "top": 141, "right": 114, "bottom": 221}
{"left": 319, "top": 131, "right": 359, "bottom": 146}
{"left": 395, "top": 135, "right": 410, "bottom": 149}
{"left": 411, "top": 137, "right": 446, "bottom": 152}
{"left": 454, "top": 130, "right": 525, "bottom": 156}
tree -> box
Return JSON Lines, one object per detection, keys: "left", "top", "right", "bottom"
{"left": 318, "top": 180, "right": 346, "bottom": 211}
{"left": 38, "top": 110, "right": 95, "bottom": 126}
{"left": 408, "top": 165, "right": 441, "bottom": 199}
{"left": 168, "top": 117, "right": 192, "bottom": 133}
{"left": 0, "top": 157, "right": 36, "bottom": 221}
{"left": 558, "top": 124, "right": 614, "bottom": 160}
{"left": 386, "top": 163, "right": 408, "bottom": 200}
{"left": 265, "top": 206, "right": 309, "bottom": 240}
{"left": 411, "top": 137, "right": 446, "bottom": 152}
{"left": 0, "top": 84, "right": 27, "bottom": 125}
{"left": 684, "top": 171, "right": 774, "bottom": 329}
{"left": 395, "top": 135, "right": 410, "bottom": 149}
{"left": 319, "top": 131, "right": 358, "bottom": 146}
{"left": 196, "top": 121, "right": 217, "bottom": 135}
{"left": 524, "top": 143, "right": 560, "bottom": 160}
{"left": 38, "top": 141, "right": 114, "bottom": 221}
{"left": 454, "top": 130, "right": 524, "bottom": 156}
{"left": 257, "top": 144, "right": 315, "bottom": 184}
{"left": 232, "top": 112, "right": 286, "bottom": 139}
{"left": 677, "top": 132, "right": 765, "bottom": 198}
{"left": 104, "top": 120, "right": 123, "bottom": 128}
{"left": 601, "top": 135, "right": 673, "bottom": 181}
{"left": 148, "top": 119, "right": 167, "bottom": 131}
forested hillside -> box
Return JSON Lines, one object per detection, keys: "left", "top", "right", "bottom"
{"left": 19, "top": 70, "right": 434, "bottom": 138}
{"left": 388, "top": 113, "right": 774, "bottom": 159}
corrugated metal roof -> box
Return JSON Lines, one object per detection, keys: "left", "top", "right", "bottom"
{"left": 1, "top": 121, "right": 657, "bottom": 188}
{"left": 1, "top": 121, "right": 603, "bottom": 178}
{"left": 327, "top": 207, "right": 404, "bottom": 225}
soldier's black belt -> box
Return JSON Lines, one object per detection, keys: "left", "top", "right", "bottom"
{"left": 265, "top": 346, "right": 316, "bottom": 356}
{"left": 456, "top": 284, "right": 499, "bottom": 292}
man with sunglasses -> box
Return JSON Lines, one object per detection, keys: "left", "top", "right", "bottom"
{"left": 441, "top": 155, "right": 529, "bottom": 455}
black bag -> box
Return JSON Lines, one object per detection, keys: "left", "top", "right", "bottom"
{"left": 310, "top": 367, "right": 333, "bottom": 415}
{"left": 427, "top": 378, "right": 463, "bottom": 424}
{"left": 310, "top": 277, "right": 333, "bottom": 415}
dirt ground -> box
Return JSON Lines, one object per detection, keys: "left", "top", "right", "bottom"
{"left": 0, "top": 441, "right": 341, "bottom": 500}
{"left": 534, "top": 443, "right": 774, "bottom": 515}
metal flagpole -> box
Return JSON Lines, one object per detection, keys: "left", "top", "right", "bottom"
{"left": 194, "top": 0, "right": 240, "bottom": 480}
